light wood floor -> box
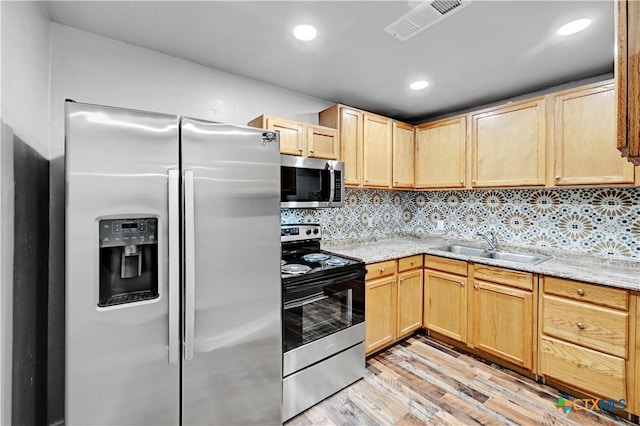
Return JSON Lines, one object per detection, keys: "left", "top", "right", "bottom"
{"left": 286, "top": 333, "right": 635, "bottom": 426}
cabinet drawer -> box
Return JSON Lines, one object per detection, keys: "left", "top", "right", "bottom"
{"left": 424, "top": 255, "right": 467, "bottom": 276}
{"left": 366, "top": 260, "right": 396, "bottom": 280}
{"left": 544, "top": 276, "right": 628, "bottom": 311}
{"left": 473, "top": 264, "right": 533, "bottom": 291}
{"left": 398, "top": 255, "right": 423, "bottom": 272}
{"left": 539, "top": 336, "right": 627, "bottom": 400}
{"left": 542, "top": 295, "right": 628, "bottom": 358}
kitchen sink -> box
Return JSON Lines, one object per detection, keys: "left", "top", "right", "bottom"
{"left": 431, "top": 245, "right": 551, "bottom": 265}
{"left": 431, "top": 245, "right": 489, "bottom": 257}
{"left": 485, "top": 251, "right": 551, "bottom": 264}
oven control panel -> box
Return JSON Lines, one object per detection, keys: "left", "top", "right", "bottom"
{"left": 281, "top": 224, "right": 321, "bottom": 242}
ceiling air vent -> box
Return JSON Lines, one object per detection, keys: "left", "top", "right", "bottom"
{"left": 384, "top": 0, "right": 471, "bottom": 41}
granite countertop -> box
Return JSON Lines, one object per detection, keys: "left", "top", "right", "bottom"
{"left": 323, "top": 236, "right": 640, "bottom": 291}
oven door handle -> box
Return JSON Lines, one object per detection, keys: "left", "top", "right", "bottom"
{"left": 283, "top": 292, "right": 328, "bottom": 310}
{"left": 283, "top": 270, "right": 365, "bottom": 294}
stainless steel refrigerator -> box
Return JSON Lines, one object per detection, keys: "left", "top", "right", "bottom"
{"left": 64, "top": 101, "right": 282, "bottom": 425}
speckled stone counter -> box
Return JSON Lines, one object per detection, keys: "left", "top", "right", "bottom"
{"left": 323, "top": 237, "right": 640, "bottom": 291}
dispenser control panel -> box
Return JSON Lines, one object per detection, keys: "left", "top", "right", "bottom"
{"left": 99, "top": 218, "right": 158, "bottom": 248}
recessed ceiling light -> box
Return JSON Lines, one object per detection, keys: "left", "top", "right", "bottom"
{"left": 410, "top": 80, "right": 429, "bottom": 90}
{"left": 557, "top": 18, "right": 592, "bottom": 36}
{"left": 293, "top": 25, "right": 317, "bottom": 41}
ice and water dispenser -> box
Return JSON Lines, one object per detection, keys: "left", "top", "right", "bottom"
{"left": 98, "top": 218, "right": 159, "bottom": 307}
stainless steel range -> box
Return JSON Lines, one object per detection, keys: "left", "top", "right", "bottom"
{"left": 281, "top": 224, "right": 366, "bottom": 421}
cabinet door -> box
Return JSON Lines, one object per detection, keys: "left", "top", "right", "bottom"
{"left": 267, "top": 117, "right": 304, "bottom": 156}
{"left": 553, "top": 83, "right": 635, "bottom": 185}
{"left": 616, "top": 0, "right": 640, "bottom": 165}
{"left": 423, "top": 270, "right": 467, "bottom": 343}
{"left": 397, "top": 270, "right": 423, "bottom": 338}
{"left": 415, "top": 117, "right": 466, "bottom": 188}
{"left": 365, "top": 276, "right": 397, "bottom": 354}
{"left": 471, "top": 98, "right": 546, "bottom": 187}
{"left": 340, "top": 108, "right": 363, "bottom": 186}
{"left": 392, "top": 122, "right": 415, "bottom": 188}
{"left": 307, "top": 125, "right": 339, "bottom": 160}
{"left": 363, "top": 113, "right": 392, "bottom": 188}
{"left": 471, "top": 280, "right": 533, "bottom": 370}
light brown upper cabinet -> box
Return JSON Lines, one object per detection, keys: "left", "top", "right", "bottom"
{"left": 470, "top": 98, "right": 546, "bottom": 188}
{"left": 363, "top": 113, "right": 393, "bottom": 188}
{"left": 415, "top": 116, "right": 467, "bottom": 189}
{"left": 551, "top": 81, "right": 635, "bottom": 186}
{"left": 392, "top": 122, "right": 415, "bottom": 188}
{"left": 616, "top": 0, "right": 640, "bottom": 165}
{"left": 320, "top": 106, "right": 393, "bottom": 188}
{"left": 319, "top": 105, "right": 363, "bottom": 186}
{"left": 248, "top": 115, "right": 338, "bottom": 159}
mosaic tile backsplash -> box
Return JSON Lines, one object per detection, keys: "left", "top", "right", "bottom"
{"left": 281, "top": 187, "right": 640, "bottom": 260}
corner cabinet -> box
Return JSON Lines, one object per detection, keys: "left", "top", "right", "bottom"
{"left": 551, "top": 82, "right": 635, "bottom": 186}
{"left": 392, "top": 122, "right": 415, "bottom": 189}
{"left": 415, "top": 116, "right": 467, "bottom": 189}
{"left": 616, "top": 0, "right": 640, "bottom": 165}
{"left": 470, "top": 98, "right": 546, "bottom": 188}
{"left": 362, "top": 113, "right": 393, "bottom": 188}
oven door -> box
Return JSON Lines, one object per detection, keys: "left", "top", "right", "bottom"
{"left": 282, "top": 269, "right": 365, "bottom": 354}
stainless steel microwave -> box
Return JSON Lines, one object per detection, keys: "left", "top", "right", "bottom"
{"left": 281, "top": 155, "right": 345, "bottom": 208}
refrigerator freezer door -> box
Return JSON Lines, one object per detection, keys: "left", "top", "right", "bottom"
{"left": 181, "top": 118, "right": 282, "bottom": 425}
{"left": 65, "top": 102, "right": 180, "bottom": 425}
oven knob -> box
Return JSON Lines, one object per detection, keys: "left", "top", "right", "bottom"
{"left": 306, "top": 229, "right": 312, "bottom": 235}
{"left": 313, "top": 229, "right": 319, "bottom": 234}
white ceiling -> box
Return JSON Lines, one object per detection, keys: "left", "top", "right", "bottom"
{"left": 45, "top": 1, "right": 615, "bottom": 123}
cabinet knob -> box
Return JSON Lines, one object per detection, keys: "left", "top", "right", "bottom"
{"left": 473, "top": 285, "right": 478, "bottom": 289}
{"left": 394, "top": 181, "right": 399, "bottom": 184}
{"left": 380, "top": 268, "right": 385, "bottom": 273}
{"left": 365, "top": 179, "right": 370, "bottom": 183}
{"left": 460, "top": 180, "right": 464, "bottom": 185}
{"left": 471, "top": 180, "right": 476, "bottom": 184}
{"left": 309, "top": 149, "right": 314, "bottom": 154}
{"left": 577, "top": 322, "right": 585, "bottom": 330}
{"left": 460, "top": 281, "right": 465, "bottom": 287}
{"left": 399, "top": 278, "right": 404, "bottom": 283}
{"left": 555, "top": 175, "right": 561, "bottom": 180}
{"left": 577, "top": 288, "right": 585, "bottom": 296}
{"left": 410, "top": 261, "right": 415, "bottom": 265}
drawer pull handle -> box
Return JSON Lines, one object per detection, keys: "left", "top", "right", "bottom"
{"left": 577, "top": 289, "right": 585, "bottom": 296}
{"left": 577, "top": 322, "right": 585, "bottom": 330}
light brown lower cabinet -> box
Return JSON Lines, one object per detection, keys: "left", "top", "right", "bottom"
{"left": 365, "top": 256, "right": 423, "bottom": 355}
{"left": 470, "top": 266, "right": 535, "bottom": 371}
{"left": 423, "top": 269, "right": 468, "bottom": 343}
{"left": 538, "top": 275, "right": 636, "bottom": 414}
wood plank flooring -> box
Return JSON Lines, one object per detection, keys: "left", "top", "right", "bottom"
{"left": 286, "top": 334, "right": 636, "bottom": 426}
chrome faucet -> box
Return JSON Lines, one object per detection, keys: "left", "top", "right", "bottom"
{"left": 476, "top": 231, "right": 500, "bottom": 251}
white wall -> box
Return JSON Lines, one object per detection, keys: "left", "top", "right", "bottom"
{"left": 0, "top": 1, "right": 51, "bottom": 424}
{"left": 49, "top": 23, "right": 334, "bottom": 158}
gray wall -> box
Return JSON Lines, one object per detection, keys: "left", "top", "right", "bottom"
{"left": 1, "top": 1, "right": 51, "bottom": 424}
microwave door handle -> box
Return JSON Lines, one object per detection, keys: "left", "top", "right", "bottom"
{"left": 328, "top": 168, "right": 335, "bottom": 206}
{"left": 168, "top": 168, "right": 180, "bottom": 365}
{"left": 184, "top": 169, "right": 196, "bottom": 361}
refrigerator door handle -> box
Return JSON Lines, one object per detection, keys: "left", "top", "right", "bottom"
{"left": 168, "top": 169, "right": 180, "bottom": 365}
{"left": 184, "top": 169, "right": 196, "bottom": 361}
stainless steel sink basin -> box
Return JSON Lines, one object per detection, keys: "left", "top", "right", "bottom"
{"left": 432, "top": 245, "right": 490, "bottom": 257}
{"left": 431, "top": 245, "right": 551, "bottom": 265}
{"left": 485, "top": 251, "right": 551, "bottom": 265}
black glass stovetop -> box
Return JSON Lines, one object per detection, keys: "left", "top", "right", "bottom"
{"left": 281, "top": 242, "right": 364, "bottom": 284}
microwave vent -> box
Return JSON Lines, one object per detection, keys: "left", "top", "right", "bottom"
{"left": 383, "top": 0, "right": 471, "bottom": 41}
